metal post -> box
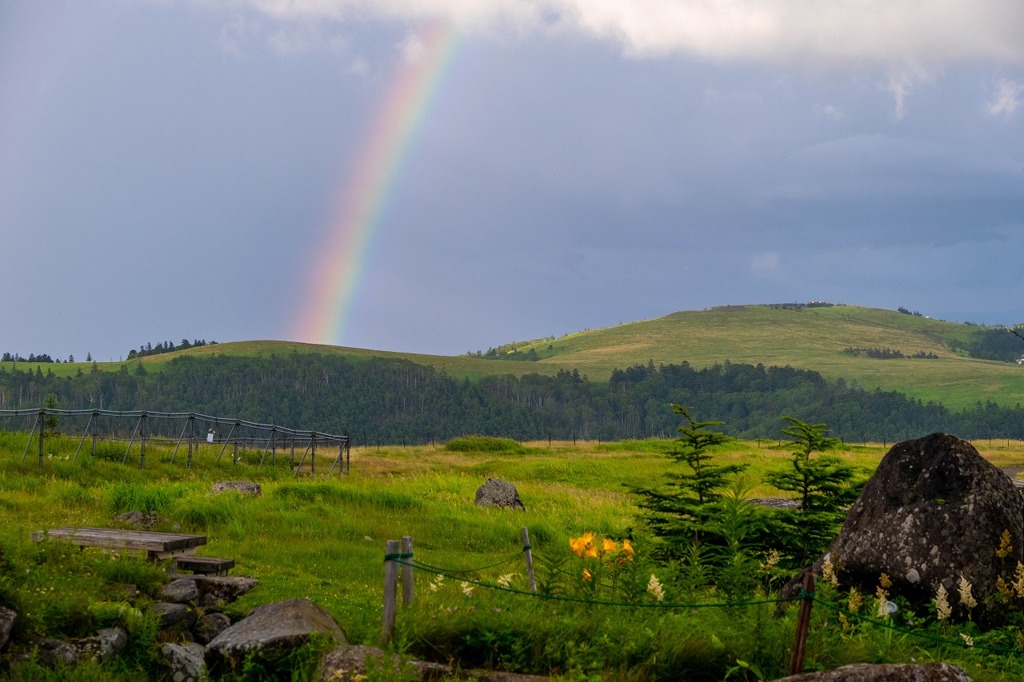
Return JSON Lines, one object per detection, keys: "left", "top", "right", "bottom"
{"left": 20, "top": 413, "right": 39, "bottom": 463}
{"left": 139, "top": 412, "right": 147, "bottom": 469}
{"left": 38, "top": 409, "right": 45, "bottom": 468}
{"left": 188, "top": 415, "right": 194, "bottom": 468}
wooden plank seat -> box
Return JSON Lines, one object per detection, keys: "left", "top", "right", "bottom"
{"left": 31, "top": 527, "right": 207, "bottom": 560}
{"left": 174, "top": 555, "right": 235, "bottom": 575}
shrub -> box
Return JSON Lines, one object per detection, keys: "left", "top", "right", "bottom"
{"left": 444, "top": 436, "right": 525, "bottom": 453}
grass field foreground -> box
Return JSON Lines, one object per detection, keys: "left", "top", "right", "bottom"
{"left": 2, "top": 434, "right": 1024, "bottom": 679}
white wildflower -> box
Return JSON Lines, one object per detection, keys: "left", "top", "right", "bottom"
{"left": 935, "top": 584, "right": 952, "bottom": 621}
{"left": 647, "top": 574, "right": 665, "bottom": 602}
{"left": 958, "top": 575, "right": 977, "bottom": 611}
{"left": 461, "top": 581, "right": 474, "bottom": 597}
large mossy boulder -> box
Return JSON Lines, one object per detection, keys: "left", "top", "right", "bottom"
{"left": 799, "top": 432, "right": 1024, "bottom": 622}
{"left": 205, "top": 598, "right": 346, "bottom": 676}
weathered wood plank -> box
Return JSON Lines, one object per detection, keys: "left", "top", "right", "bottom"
{"left": 174, "top": 556, "right": 234, "bottom": 575}
{"left": 31, "top": 527, "right": 207, "bottom": 556}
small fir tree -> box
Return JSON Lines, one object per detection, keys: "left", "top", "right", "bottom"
{"left": 766, "top": 416, "right": 864, "bottom": 565}
{"left": 635, "top": 406, "right": 748, "bottom": 553}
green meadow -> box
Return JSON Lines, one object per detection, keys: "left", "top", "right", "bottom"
{"left": 4, "top": 432, "right": 1024, "bottom": 679}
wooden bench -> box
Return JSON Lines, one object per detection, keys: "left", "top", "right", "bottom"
{"left": 31, "top": 527, "right": 207, "bottom": 561}
{"left": 173, "top": 555, "right": 235, "bottom": 575}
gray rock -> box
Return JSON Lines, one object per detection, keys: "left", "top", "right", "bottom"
{"left": 212, "top": 481, "right": 262, "bottom": 497}
{"left": 0, "top": 605, "right": 15, "bottom": 651}
{"left": 36, "top": 638, "right": 80, "bottom": 667}
{"left": 194, "top": 612, "right": 231, "bottom": 645}
{"left": 775, "top": 662, "right": 972, "bottom": 681}
{"left": 78, "top": 626, "right": 128, "bottom": 663}
{"left": 161, "top": 642, "right": 206, "bottom": 682}
{"left": 789, "top": 433, "right": 1024, "bottom": 623}
{"left": 318, "top": 645, "right": 549, "bottom": 682}
{"left": 115, "top": 510, "right": 158, "bottom": 528}
{"left": 159, "top": 578, "right": 200, "bottom": 605}
{"left": 474, "top": 478, "right": 526, "bottom": 511}
{"left": 206, "top": 597, "right": 346, "bottom": 675}
{"left": 191, "top": 574, "right": 258, "bottom": 603}
{"left": 152, "top": 602, "right": 190, "bottom": 629}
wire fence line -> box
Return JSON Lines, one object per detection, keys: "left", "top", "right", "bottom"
{"left": 0, "top": 407, "right": 350, "bottom": 475}
{"left": 385, "top": 544, "right": 1024, "bottom": 659}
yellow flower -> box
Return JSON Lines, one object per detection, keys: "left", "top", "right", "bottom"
{"left": 582, "top": 568, "right": 593, "bottom": 581}
{"left": 622, "top": 539, "right": 635, "bottom": 556}
{"left": 847, "top": 587, "right": 863, "bottom": 613}
{"left": 585, "top": 544, "right": 598, "bottom": 559}
{"left": 602, "top": 538, "right": 618, "bottom": 555}
{"left": 569, "top": 532, "right": 597, "bottom": 557}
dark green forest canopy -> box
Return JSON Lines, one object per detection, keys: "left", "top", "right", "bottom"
{"left": 1, "top": 353, "right": 1022, "bottom": 444}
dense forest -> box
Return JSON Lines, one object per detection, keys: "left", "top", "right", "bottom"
{"left": 2, "top": 353, "right": 1023, "bottom": 444}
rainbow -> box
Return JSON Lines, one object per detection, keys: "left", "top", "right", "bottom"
{"left": 292, "top": 22, "right": 460, "bottom": 346}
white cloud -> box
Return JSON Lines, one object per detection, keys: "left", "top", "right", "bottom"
{"left": 225, "top": 1, "right": 1024, "bottom": 67}
{"left": 217, "top": 16, "right": 253, "bottom": 57}
{"left": 396, "top": 31, "right": 426, "bottom": 64}
{"left": 988, "top": 80, "right": 1024, "bottom": 117}
{"left": 749, "top": 251, "right": 781, "bottom": 273}
{"left": 883, "top": 64, "right": 936, "bottom": 120}
{"left": 817, "top": 104, "right": 844, "bottom": 121}
{"left": 346, "top": 55, "right": 370, "bottom": 75}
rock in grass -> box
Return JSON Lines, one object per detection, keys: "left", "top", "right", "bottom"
{"left": 159, "top": 578, "right": 199, "bottom": 605}
{"left": 115, "top": 510, "right": 158, "bottom": 528}
{"left": 78, "top": 626, "right": 128, "bottom": 663}
{"left": 0, "top": 606, "right": 15, "bottom": 651}
{"left": 776, "top": 662, "right": 971, "bottom": 681}
{"left": 194, "top": 612, "right": 231, "bottom": 645}
{"left": 211, "top": 481, "right": 262, "bottom": 497}
{"left": 205, "top": 598, "right": 346, "bottom": 676}
{"left": 791, "top": 432, "right": 1024, "bottom": 624}
{"left": 161, "top": 642, "right": 206, "bottom": 682}
{"left": 474, "top": 478, "right": 526, "bottom": 511}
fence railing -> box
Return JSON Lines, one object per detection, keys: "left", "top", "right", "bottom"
{"left": 382, "top": 531, "right": 1022, "bottom": 675}
{"left": 0, "top": 408, "right": 350, "bottom": 475}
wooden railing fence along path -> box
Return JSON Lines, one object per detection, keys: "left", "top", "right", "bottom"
{"left": 0, "top": 407, "right": 350, "bottom": 475}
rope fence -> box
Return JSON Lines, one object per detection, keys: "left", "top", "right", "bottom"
{"left": 0, "top": 407, "right": 351, "bottom": 475}
{"left": 382, "top": 530, "right": 1024, "bottom": 674}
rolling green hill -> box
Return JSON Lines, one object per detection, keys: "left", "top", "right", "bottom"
{"left": 14, "top": 304, "right": 1024, "bottom": 412}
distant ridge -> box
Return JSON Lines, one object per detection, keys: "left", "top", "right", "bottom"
{"left": 22, "top": 304, "right": 1024, "bottom": 412}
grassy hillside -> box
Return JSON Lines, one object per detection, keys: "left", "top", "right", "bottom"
{"left": 521, "top": 305, "right": 1024, "bottom": 411}
{"left": 13, "top": 304, "right": 1024, "bottom": 412}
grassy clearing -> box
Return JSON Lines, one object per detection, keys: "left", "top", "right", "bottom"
{"left": 2, "top": 436, "right": 1024, "bottom": 679}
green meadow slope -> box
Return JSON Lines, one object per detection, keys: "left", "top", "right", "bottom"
{"left": 19, "top": 304, "right": 1024, "bottom": 412}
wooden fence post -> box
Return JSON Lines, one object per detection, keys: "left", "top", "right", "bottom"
{"left": 788, "top": 572, "right": 816, "bottom": 675}
{"left": 521, "top": 527, "right": 537, "bottom": 593}
{"left": 401, "top": 536, "right": 414, "bottom": 606}
{"left": 383, "top": 539, "right": 399, "bottom": 644}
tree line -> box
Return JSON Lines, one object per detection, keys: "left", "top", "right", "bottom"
{"left": 0, "top": 353, "right": 1023, "bottom": 444}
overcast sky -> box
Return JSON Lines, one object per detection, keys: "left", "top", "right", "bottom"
{"left": 2, "top": 1, "right": 1023, "bottom": 362}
